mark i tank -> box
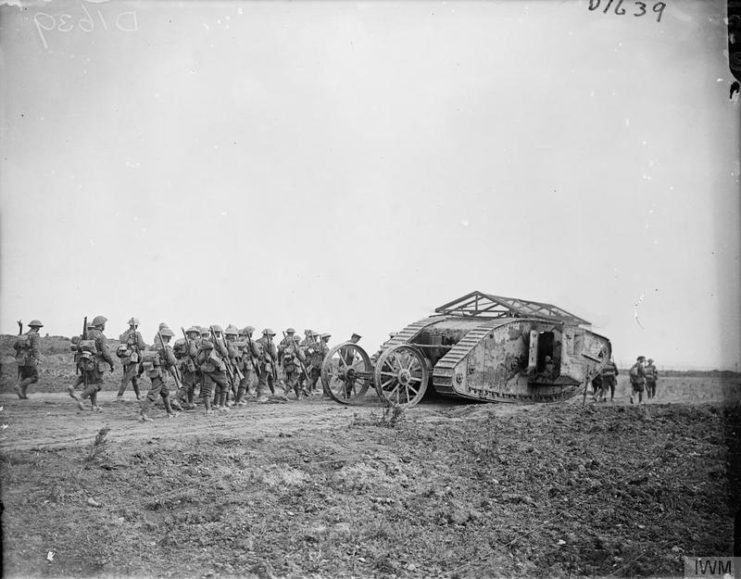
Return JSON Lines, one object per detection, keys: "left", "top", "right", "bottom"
{"left": 320, "top": 290, "right": 612, "bottom": 408}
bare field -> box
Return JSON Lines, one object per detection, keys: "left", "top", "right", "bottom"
{"left": 1, "top": 336, "right": 739, "bottom": 578}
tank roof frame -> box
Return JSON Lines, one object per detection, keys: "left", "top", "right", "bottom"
{"left": 433, "top": 290, "right": 591, "bottom": 326}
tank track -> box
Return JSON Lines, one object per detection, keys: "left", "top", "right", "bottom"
{"left": 432, "top": 323, "right": 495, "bottom": 396}
{"left": 377, "top": 317, "right": 440, "bottom": 353}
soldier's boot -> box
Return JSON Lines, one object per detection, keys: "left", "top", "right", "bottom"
{"left": 220, "top": 392, "right": 230, "bottom": 411}
{"left": 132, "top": 378, "right": 142, "bottom": 401}
{"left": 116, "top": 381, "right": 126, "bottom": 401}
{"left": 67, "top": 384, "right": 85, "bottom": 409}
{"left": 204, "top": 392, "right": 214, "bottom": 414}
{"left": 90, "top": 392, "right": 101, "bottom": 412}
{"left": 13, "top": 384, "right": 23, "bottom": 399}
{"left": 139, "top": 399, "right": 152, "bottom": 422}
{"left": 163, "top": 396, "right": 178, "bottom": 418}
{"left": 234, "top": 387, "right": 246, "bottom": 406}
{"left": 20, "top": 378, "right": 32, "bottom": 399}
{"left": 256, "top": 382, "right": 268, "bottom": 402}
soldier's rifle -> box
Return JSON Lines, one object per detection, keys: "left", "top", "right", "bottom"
{"left": 210, "top": 328, "right": 237, "bottom": 390}
{"left": 81, "top": 316, "right": 88, "bottom": 385}
{"left": 158, "top": 330, "right": 183, "bottom": 391}
{"left": 16, "top": 320, "right": 23, "bottom": 379}
{"left": 244, "top": 334, "right": 261, "bottom": 378}
{"left": 283, "top": 331, "right": 310, "bottom": 385}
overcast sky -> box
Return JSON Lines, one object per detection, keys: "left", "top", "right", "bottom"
{"left": 1, "top": 0, "right": 739, "bottom": 370}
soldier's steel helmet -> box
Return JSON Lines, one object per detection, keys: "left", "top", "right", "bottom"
{"left": 286, "top": 328, "right": 295, "bottom": 334}
{"left": 293, "top": 335, "right": 301, "bottom": 342}
{"left": 240, "top": 326, "right": 255, "bottom": 336}
{"left": 637, "top": 355, "right": 646, "bottom": 362}
{"left": 225, "top": 326, "right": 238, "bottom": 336}
{"left": 210, "top": 325, "right": 224, "bottom": 333}
{"left": 28, "top": 320, "right": 44, "bottom": 328}
{"left": 304, "top": 329, "right": 313, "bottom": 335}
{"left": 263, "top": 328, "right": 276, "bottom": 336}
{"left": 321, "top": 333, "right": 331, "bottom": 339}
{"left": 92, "top": 315, "right": 108, "bottom": 327}
{"left": 128, "top": 317, "right": 139, "bottom": 326}
{"left": 159, "top": 322, "right": 168, "bottom": 330}
{"left": 351, "top": 333, "right": 362, "bottom": 340}
{"left": 160, "top": 328, "right": 175, "bottom": 338}
{"left": 648, "top": 358, "right": 654, "bottom": 363}
{"left": 186, "top": 326, "right": 200, "bottom": 335}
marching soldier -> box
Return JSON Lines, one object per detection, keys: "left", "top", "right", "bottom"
{"left": 600, "top": 357, "right": 619, "bottom": 402}
{"left": 254, "top": 329, "right": 278, "bottom": 400}
{"left": 224, "top": 325, "right": 244, "bottom": 404}
{"left": 341, "top": 333, "right": 361, "bottom": 366}
{"left": 139, "top": 328, "right": 179, "bottom": 421}
{"left": 208, "top": 325, "right": 231, "bottom": 411}
{"left": 282, "top": 335, "right": 308, "bottom": 399}
{"left": 235, "top": 326, "right": 257, "bottom": 405}
{"left": 13, "top": 319, "right": 43, "bottom": 399}
{"left": 278, "top": 328, "right": 297, "bottom": 363}
{"left": 196, "top": 335, "right": 228, "bottom": 414}
{"left": 644, "top": 358, "right": 658, "bottom": 399}
{"left": 68, "top": 315, "right": 115, "bottom": 412}
{"left": 174, "top": 326, "right": 201, "bottom": 409}
{"left": 629, "top": 355, "right": 647, "bottom": 404}
{"left": 307, "top": 333, "right": 331, "bottom": 394}
{"left": 117, "top": 317, "right": 145, "bottom": 401}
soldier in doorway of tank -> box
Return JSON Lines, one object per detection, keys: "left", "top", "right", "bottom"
{"left": 282, "top": 335, "right": 308, "bottom": 399}
{"left": 116, "top": 317, "right": 145, "bottom": 401}
{"left": 174, "top": 326, "right": 201, "bottom": 409}
{"left": 13, "top": 319, "right": 43, "bottom": 399}
{"left": 600, "top": 357, "right": 619, "bottom": 402}
{"left": 68, "top": 315, "right": 115, "bottom": 412}
{"left": 543, "top": 355, "right": 556, "bottom": 379}
{"left": 234, "top": 326, "right": 257, "bottom": 405}
{"left": 644, "top": 358, "right": 658, "bottom": 399}
{"left": 629, "top": 355, "right": 646, "bottom": 404}
{"left": 139, "top": 328, "right": 179, "bottom": 421}
{"left": 254, "top": 329, "right": 278, "bottom": 400}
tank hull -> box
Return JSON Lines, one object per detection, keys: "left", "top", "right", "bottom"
{"left": 406, "top": 317, "right": 611, "bottom": 403}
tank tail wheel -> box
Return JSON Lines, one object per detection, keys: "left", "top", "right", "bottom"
{"left": 321, "top": 342, "right": 372, "bottom": 405}
{"left": 374, "top": 345, "right": 429, "bottom": 408}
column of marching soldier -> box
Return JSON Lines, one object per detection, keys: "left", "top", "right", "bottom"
{"left": 11, "top": 317, "right": 362, "bottom": 421}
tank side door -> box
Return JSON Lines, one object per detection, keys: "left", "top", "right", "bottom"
{"left": 527, "top": 330, "right": 538, "bottom": 372}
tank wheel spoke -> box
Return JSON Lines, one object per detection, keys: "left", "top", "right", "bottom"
{"left": 321, "top": 342, "right": 372, "bottom": 405}
{"left": 374, "top": 345, "right": 429, "bottom": 408}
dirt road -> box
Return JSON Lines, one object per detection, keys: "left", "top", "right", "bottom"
{"left": 2, "top": 372, "right": 737, "bottom": 452}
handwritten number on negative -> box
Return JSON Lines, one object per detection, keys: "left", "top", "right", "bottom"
{"left": 588, "top": 0, "right": 665, "bottom": 22}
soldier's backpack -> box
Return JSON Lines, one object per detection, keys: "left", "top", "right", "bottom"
{"left": 173, "top": 338, "right": 188, "bottom": 359}
{"left": 13, "top": 334, "right": 31, "bottom": 365}
{"left": 74, "top": 339, "right": 98, "bottom": 372}
{"left": 141, "top": 349, "right": 162, "bottom": 378}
